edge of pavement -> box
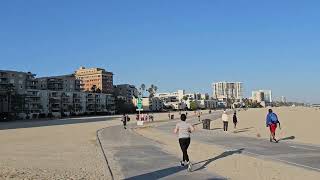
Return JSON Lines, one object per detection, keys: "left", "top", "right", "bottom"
{"left": 97, "top": 127, "right": 115, "bottom": 180}
{"left": 94, "top": 110, "right": 214, "bottom": 179}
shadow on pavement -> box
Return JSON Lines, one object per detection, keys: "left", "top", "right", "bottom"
{"left": 210, "top": 128, "right": 223, "bottom": 131}
{"left": 233, "top": 127, "right": 253, "bottom": 134}
{"left": 0, "top": 116, "right": 119, "bottom": 130}
{"left": 279, "top": 136, "right": 296, "bottom": 142}
{"left": 126, "top": 166, "right": 186, "bottom": 180}
{"left": 126, "top": 165, "right": 225, "bottom": 180}
{"left": 193, "top": 148, "right": 245, "bottom": 172}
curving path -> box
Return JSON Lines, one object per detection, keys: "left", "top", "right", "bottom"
{"left": 98, "top": 123, "right": 226, "bottom": 180}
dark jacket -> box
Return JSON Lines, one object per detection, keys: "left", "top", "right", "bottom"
{"left": 233, "top": 115, "right": 238, "bottom": 123}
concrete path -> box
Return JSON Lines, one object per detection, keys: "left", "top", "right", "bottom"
{"left": 99, "top": 124, "right": 226, "bottom": 180}
{"left": 156, "top": 112, "right": 320, "bottom": 172}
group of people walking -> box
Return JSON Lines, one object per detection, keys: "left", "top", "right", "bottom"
{"left": 174, "top": 109, "right": 281, "bottom": 172}
{"left": 222, "top": 110, "right": 238, "bottom": 132}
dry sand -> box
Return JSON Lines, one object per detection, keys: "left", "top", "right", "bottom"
{"left": 0, "top": 119, "right": 121, "bottom": 180}
{"left": 0, "top": 111, "right": 192, "bottom": 180}
{"left": 135, "top": 126, "right": 320, "bottom": 180}
{"left": 227, "top": 107, "right": 320, "bottom": 145}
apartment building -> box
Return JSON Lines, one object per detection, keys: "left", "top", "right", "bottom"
{"left": 141, "top": 97, "right": 163, "bottom": 112}
{"left": 0, "top": 70, "right": 37, "bottom": 113}
{"left": 213, "top": 82, "right": 243, "bottom": 102}
{"left": 1, "top": 69, "right": 116, "bottom": 119}
{"left": 0, "top": 70, "right": 37, "bottom": 94}
{"left": 113, "top": 84, "right": 138, "bottom": 103}
{"left": 156, "top": 90, "right": 216, "bottom": 110}
{"left": 75, "top": 66, "right": 113, "bottom": 94}
{"left": 37, "top": 74, "right": 81, "bottom": 92}
{"left": 19, "top": 90, "right": 115, "bottom": 118}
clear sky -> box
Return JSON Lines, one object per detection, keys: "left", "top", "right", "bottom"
{"left": 0, "top": 0, "right": 319, "bottom": 103}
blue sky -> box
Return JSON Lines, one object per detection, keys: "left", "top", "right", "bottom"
{"left": 0, "top": 0, "right": 319, "bottom": 103}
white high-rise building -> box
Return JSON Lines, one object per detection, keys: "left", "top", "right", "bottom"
{"left": 281, "top": 96, "right": 287, "bottom": 103}
{"left": 212, "top": 82, "right": 243, "bottom": 102}
{"left": 252, "top": 90, "right": 273, "bottom": 103}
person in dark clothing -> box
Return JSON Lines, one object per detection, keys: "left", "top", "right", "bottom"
{"left": 122, "top": 114, "right": 128, "bottom": 129}
{"left": 233, "top": 112, "right": 238, "bottom": 129}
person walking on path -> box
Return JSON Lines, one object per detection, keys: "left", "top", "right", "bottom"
{"left": 121, "top": 114, "right": 128, "bottom": 129}
{"left": 266, "top": 109, "right": 281, "bottom": 143}
{"left": 174, "top": 114, "right": 195, "bottom": 172}
{"left": 222, "top": 110, "right": 229, "bottom": 132}
{"left": 233, "top": 112, "right": 238, "bottom": 129}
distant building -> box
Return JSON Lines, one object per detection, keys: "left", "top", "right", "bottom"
{"left": 133, "top": 97, "right": 163, "bottom": 112}
{"left": 156, "top": 90, "right": 216, "bottom": 110}
{"left": 1, "top": 69, "right": 115, "bottom": 118}
{"left": 37, "top": 74, "right": 81, "bottom": 92}
{"left": 281, "top": 96, "right": 287, "bottom": 103}
{"left": 0, "top": 70, "right": 37, "bottom": 94}
{"left": 20, "top": 90, "right": 115, "bottom": 119}
{"left": 113, "top": 84, "right": 138, "bottom": 103}
{"left": 0, "top": 70, "right": 37, "bottom": 113}
{"left": 252, "top": 90, "right": 272, "bottom": 103}
{"left": 75, "top": 66, "right": 114, "bottom": 94}
{"left": 194, "top": 93, "right": 210, "bottom": 100}
{"left": 156, "top": 90, "right": 185, "bottom": 102}
{"left": 213, "top": 82, "right": 243, "bottom": 102}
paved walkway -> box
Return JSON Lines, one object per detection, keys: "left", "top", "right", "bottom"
{"left": 99, "top": 124, "right": 226, "bottom": 180}
{"left": 156, "top": 112, "right": 320, "bottom": 172}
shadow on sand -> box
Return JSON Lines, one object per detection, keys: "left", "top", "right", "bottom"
{"left": 0, "top": 116, "right": 119, "bottom": 130}
{"left": 193, "top": 148, "right": 245, "bottom": 172}
{"left": 279, "top": 136, "right": 296, "bottom": 142}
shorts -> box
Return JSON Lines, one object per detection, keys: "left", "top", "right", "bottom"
{"left": 269, "top": 124, "right": 277, "bottom": 134}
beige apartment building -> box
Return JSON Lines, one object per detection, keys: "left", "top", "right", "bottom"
{"left": 213, "top": 82, "right": 243, "bottom": 102}
{"left": 75, "top": 67, "right": 113, "bottom": 94}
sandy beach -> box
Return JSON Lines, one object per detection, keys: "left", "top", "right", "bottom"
{"left": 0, "top": 118, "right": 119, "bottom": 180}
{"left": 0, "top": 111, "right": 190, "bottom": 180}
{"left": 224, "top": 107, "right": 320, "bottom": 145}
{"left": 1, "top": 108, "right": 319, "bottom": 179}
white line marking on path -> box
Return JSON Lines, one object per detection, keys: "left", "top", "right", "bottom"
{"left": 244, "top": 151, "right": 320, "bottom": 172}
{"left": 290, "top": 146, "right": 317, "bottom": 151}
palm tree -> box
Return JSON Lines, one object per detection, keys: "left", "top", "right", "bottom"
{"left": 91, "top": 85, "right": 97, "bottom": 93}
{"left": 154, "top": 85, "right": 158, "bottom": 93}
{"left": 148, "top": 84, "right": 158, "bottom": 98}
{"left": 147, "top": 87, "right": 153, "bottom": 98}
{"left": 140, "top": 84, "right": 146, "bottom": 97}
{"left": 90, "top": 85, "right": 98, "bottom": 115}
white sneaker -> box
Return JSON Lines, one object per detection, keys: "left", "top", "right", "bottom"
{"left": 187, "top": 161, "right": 192, "bottom": 172}
{"left": 180, "top": 161, "right": 185, "bottom": 167}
